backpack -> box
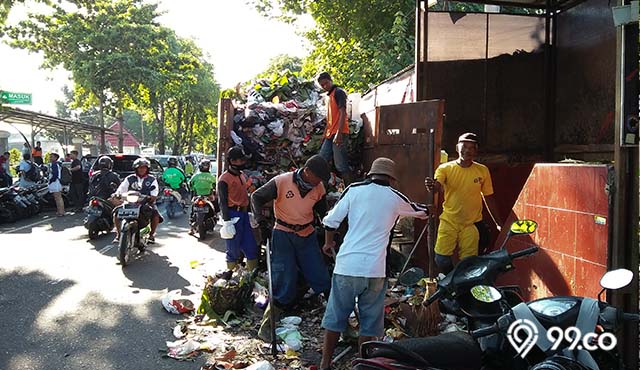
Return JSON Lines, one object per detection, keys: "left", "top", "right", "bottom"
{"left": 59, "top": 165, "right": 72, "bottom": 185}
{"left": 25, "top": 161, "right": 41, "bottom": 182}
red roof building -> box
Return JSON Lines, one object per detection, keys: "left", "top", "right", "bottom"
{"left": 103, "top": 121, "right": 141, "bottom": 152}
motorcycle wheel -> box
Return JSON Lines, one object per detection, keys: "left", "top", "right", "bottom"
{"left": 167, "top": 202, "right": 175, "bottom": 219}
{"left": 119, "top": 228, "right": 136, "bottom": 267}
{"left": 198, "top": 222, "right": 207, "bottom": 241}
{"left": 88, "top": 228, "right": 99, "bottom": 240}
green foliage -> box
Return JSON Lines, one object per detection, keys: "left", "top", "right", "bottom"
{"left": 256, "top": 54, "right": 303, "bottom": 79}
{"left": 8, "top": 148, "right": 20, "bottom": 176}
{"left": 250, "top": 0, "right": 416, "bottom": 92}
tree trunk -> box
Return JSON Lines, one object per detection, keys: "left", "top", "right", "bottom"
{"left": 187, "top": 113, "right": 196, "bottom": 154}
{"left": 172, "top": 101, "right": 184, "bottom": 155}
{"left": 99, "top": 98, "right": 106, "bottom": 153}
{"left": 158, "top": 101, "right": 165, "bottom": 155}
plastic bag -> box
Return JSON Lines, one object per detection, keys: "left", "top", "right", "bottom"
{"left": 245, "top": 360, "right": 275, "bottom": 370}
{"left": 268, "top": 120, "right": 284, "bottom": 137}
{"left": 162, "top": 290, "right": 195, "bottom": 314}
{"left": 220, "top": 217, "right": 240, "bottom": 239}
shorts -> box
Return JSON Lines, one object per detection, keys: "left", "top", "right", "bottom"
{"left": 321, "top": 274, "right": 387, "bottom": 337}
{"left": 434, "top": 219, "right": 479, "bottom": 259}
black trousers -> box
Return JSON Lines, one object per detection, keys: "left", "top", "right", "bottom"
{"left": 69, "top": 182, "right": 86, "bottom": 207}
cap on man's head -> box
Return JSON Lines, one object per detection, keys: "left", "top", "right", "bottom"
{"left": 458, "top": 132, "right": 479, "bottom": 144}
{"left": 227, "top": 146, "right": 249, "bottom": 161}
{"left": 304, "top": 155, "right": 330, "bottom": 182}
{"left": 368, "top": 157, "right": 397, "bottom": 180}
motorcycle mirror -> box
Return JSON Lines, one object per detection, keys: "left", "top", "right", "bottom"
{"left": 398, "top": 267, "right": 425, "bottom": 287}
{"left": 470, "top": 285, "right": 502, "bottom": 303}
{"left": 509, "top": 220, "right": 538, "bottom": 235}
{"left": 600, "top": 269, "right": 633, "bottom": 290}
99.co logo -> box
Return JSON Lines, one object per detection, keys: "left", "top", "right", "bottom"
{"left": 507, "top": 319, "right": 617, "bottom": 358}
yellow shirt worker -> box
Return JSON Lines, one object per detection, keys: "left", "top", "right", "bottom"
{"left": 425, "top": 133, "right": 503, "bottom": 273}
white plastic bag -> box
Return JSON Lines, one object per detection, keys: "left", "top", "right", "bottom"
{"left": 220, "top": 217, "right": 240, "bottom": 239}
{"left": 245, "top": 360, "right": 275, "bottom": 370}
{"left": 161, "top": 290, "right": 195, "bottom": 314}
{"left": 267, "top": 120, "right": 284, "bottom": 137}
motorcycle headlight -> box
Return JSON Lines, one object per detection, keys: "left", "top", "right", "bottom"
{"left": 126, "top": 195, "right": 140, "bottom": 203}
{"left": 464, "top": 266, "right": 488, "bottom": 279}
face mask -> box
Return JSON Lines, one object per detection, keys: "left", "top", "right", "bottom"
{"left": 295, "top": 169, "right": 315, "bottom": 191}
{"left": 229, "top": 163, "right": 246, "bottom": 171}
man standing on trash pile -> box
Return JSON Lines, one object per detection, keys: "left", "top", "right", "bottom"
{"left": 218, "top": 146, "right": 258, "bottom": 276}
{"left": 251, "top": 154, "right": 332, "bottom": 342}
{"left": 317, "top": 72, "right": 353, "bottom": 186}
{"left": 424, "top": 132, "right": 503, "bottom": 274}
{"left": 319, "top": 157, "right": 429, "bottom": 369}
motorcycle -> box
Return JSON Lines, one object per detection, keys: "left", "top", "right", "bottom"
{"left": 115, "top": 191, "right": 152, "bottom": 267}
{"left": 190, "top": 194, "right": 218, "bottom": 240}
{"left": 471, "top": 268, "right": 638, "bottom": 370}
{"left": 84, "top": 196, "right": 115, "bottom": 239}
{"left": 163, "top": 187, "right": 187, "bottom": 219}
{"left": 0, "top": 187, "right": 18, "bottom": 223}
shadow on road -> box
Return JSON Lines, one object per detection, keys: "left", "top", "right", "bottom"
{"left": 121, "top": 250, "right": 191, "bottom": 292}
{"left": 0, "top": 269, "right": 202, "bottom": 370}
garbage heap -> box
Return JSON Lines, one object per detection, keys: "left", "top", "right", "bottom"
{"left": 228, "top": 72, "right": 364, "bottom": 196}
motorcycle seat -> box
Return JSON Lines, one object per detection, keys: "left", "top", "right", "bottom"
{"left": 364, "top": 332, "right": 482, "bottom": 370}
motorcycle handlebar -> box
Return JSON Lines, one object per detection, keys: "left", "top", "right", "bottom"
{"left": 623, "top": 313, "right": 640, "bottom": 322}
{"left": 471, "top": 324, "right": 499, "bottom": 339}
{"left": 509, "top": 246, "right": 539, "bottom": 260}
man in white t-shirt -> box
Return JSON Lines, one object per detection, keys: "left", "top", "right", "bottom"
{"left": 319, "top": 157, "right": 429, "bottom": 369}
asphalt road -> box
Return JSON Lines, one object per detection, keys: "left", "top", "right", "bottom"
{"left": 0, "top": 205, "right": 228, "bottom": 370}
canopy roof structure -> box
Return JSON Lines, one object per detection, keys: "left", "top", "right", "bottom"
{"left": 0, "top": 106, "right": 115, "bottom": 137}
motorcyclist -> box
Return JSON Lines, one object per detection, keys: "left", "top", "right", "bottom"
{"left": 184, "top": 156, "right": 195, "bottom": 178}
{"left": 188, "top": 158, "right": 220, "bottom": 234}
{"left": 111, "top": 158, "right": 161, "bottom": 244}
{"left": 162, "top": 157, "right": 188, "bottom": 206}
{"left": 88, "top": 156, "right": 121, "bottom": 201}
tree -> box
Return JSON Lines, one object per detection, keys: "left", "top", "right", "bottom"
{"left": 3, "top": 0, "right": 172, "bottom": 152}
{"left": 256, "top": 54, "right": 302, "bottom": 79}
{"left": 250, "top": 0, "right": 416, "bottom": 92}
{"left": 0, "top": 0, "right": 48, "bottom": 25}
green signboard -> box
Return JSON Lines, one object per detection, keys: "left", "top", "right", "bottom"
{"left": 0, "top": 90, "right": 32, "bottom": 105}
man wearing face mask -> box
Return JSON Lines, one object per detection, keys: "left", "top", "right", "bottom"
{"left": 251, "top": 154, "right": 332, "bottom": 342}
{"left": 424, "top": 133, "right": 503, "bottom": 273}
{"left": 217, "top": 146, "right": 258, "bottom": 276}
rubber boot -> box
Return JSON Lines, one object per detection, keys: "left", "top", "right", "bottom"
{"left": 258, "top": 302, "right": 283, "bottom": 342}
{"left": 246, "top": 258, "right": 258, "bottom": 271}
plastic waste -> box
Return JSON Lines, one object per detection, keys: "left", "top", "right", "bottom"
{"left": 245, "top": 360, "right": 275, "bottom": 370}
{"left": 280, "top": 316, "right": 302, "bottom": 326}
{"left": 267, "top": 120, "right": 284, "bottom": 137}
{"left": 166, "top": 339, "right": 201, "bottom": 359}
{"left": 220, "top": 217, "right": 240, "bottom": 239}
{"left": 162, "top": 290, "right": 195, "bottom": 314}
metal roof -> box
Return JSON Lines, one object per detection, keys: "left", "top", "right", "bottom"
{"left": 0, "top": 106, "right": 116, "bottom": 136}
{"left": 430, "top": 0, "right": 587, "bottom": 12}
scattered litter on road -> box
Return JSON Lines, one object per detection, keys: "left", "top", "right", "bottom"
{"left": 162, "top": 289, "right": 195, "bottom": 314}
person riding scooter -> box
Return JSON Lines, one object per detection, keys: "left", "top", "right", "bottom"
{"left": 188, "top": 158, "right": 220, "bottom": 234}
{"left": 162, "top": 157, "right": 189, "bottom": 206}
{"left": 111, "top": 158, "right": 162, "bottom": 244}
{"left": 89, "top": 156, "right": 121, "bottom": 201}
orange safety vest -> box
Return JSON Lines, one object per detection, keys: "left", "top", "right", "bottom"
{"left": 219, "top": 171, "right": 251, "bottom": 208}
{"left": 273, "top": 172, "right": 325, "bottom": 237}
{"left": 32, "top": 148, "right": 42, "bottom": 157}
{"left": 324, "top": 87, "right": 349, "bottom": 139}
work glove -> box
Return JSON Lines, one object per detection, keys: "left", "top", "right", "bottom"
{"left": 220, "top": 217, "right": 239, "bottom": 239}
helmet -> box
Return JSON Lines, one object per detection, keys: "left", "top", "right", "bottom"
{"left": 227, "top": 146, "right": 249, "bottom": 161}
{"left": 133, "top": 158, "right": 150, "bottom": 170}
{"left": 97, "top": 156, "right": 113, "bottom": 171}
{"left": 199, "top": 158, "right": 211, "bottom": 173}
{"left": 168, "top": 157, "right": 178, "bottom": 167}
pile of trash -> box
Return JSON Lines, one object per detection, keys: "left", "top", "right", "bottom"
{"left": 228, "top": 71, "right": 364, "bottom": 194}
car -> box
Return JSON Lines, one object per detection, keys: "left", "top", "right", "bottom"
{"left": 88, "top": 154, "right": 164, "bottom": 181}
{"left": 149, "top": 155, "right": 185, "bottom": 170}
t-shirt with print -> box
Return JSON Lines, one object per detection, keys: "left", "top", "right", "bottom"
{"left": 434, "top": 160, "right": 493, "bottom": 226}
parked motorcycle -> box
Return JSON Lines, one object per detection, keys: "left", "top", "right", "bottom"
{"left": 115, "top": 191, "right": 152, "bottom": 267}
{"left": 190, "top": 195, "right": 218, "bottom": 240}
{"left": 84, "top": 196, "right": 115, "bottom": 239}
{"left": 0, "top": 187, "right": 18, "bottom": 223}
{"left": 470, "top": 268, "right": 638, "bottom": 370}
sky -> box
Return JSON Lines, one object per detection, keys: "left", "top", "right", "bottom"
{"left": 0, "top": 0, "right": 312, "bottom": 115}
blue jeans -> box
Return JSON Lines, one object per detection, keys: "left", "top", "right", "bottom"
{"left": 322, "top": 274, "right": 388, "bottom": 336}
{"left": 319, "top": 135, "right": 350, "bottom": 174}
{"left": 271, "top": 229, "right": 331, "bottom": 305}
{"left": 225, "top": 210, "right": 258, "bottom": 262}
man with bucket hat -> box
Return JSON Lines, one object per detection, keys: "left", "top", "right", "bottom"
{"left": 319, "top": 157, "right": 429, "bottom": 368}
{"left": 251, "top": 154, "right": 333, "bottom": 341}
{"left": 424, "top": 132, "right": 503, "bottom": 274}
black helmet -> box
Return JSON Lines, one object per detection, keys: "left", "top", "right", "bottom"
{"left": 133, "top": 158, "right": 150, "bottom": 170}
{"left": 199, "top": 158, "right": 211, "bottom": 172}
{"left": 168, "top": 157, "right": 178, "bottom": 167}
{"left": 97, "top": 156, "right": 113, "bottom": 171}
{"left": 227, "top": 146, "right": 249, "bottom": 161}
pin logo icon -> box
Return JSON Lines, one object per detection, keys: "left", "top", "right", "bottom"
{"left": 507, "top": 319, "right": 539, "bottom": 358}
